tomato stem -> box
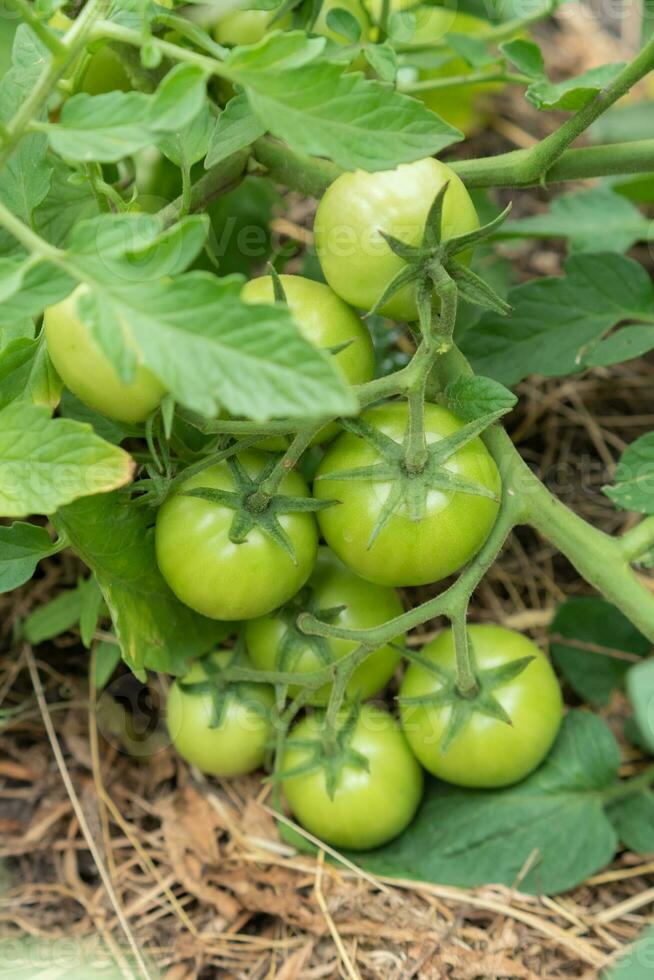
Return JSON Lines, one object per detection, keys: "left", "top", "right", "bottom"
{"left": 451, "top": 615, "right": 479, "bottom": 699}
{"left": 620, "top": 516, "right": 654, "bottom": 564}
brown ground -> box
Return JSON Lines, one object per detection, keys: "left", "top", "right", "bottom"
{"left": 1, "top": 4, "right": 654, "bottom": 978}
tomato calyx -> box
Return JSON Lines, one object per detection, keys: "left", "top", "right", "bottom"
{"left": 178, "top": 650, "right": 271, "bottom": 729}
{"left": 181, "top": 454, "right": 332, "bottom": 564}
{"left": 315, "top": 407, "right": 501, "bottom": 545}
{"left": 274, "top": 703, "right": 370, "bottom": 799}
{"left": 274, "top": 589, "right": 347, "bottom": 677}
{"left": 369, "top": 183, "right": 512, "bottom": 342}
{"left": 398, "top": 643, "right": 536, "bottom": 752}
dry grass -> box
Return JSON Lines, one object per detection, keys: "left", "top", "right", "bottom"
{"left": 1, "top": 4, "right": 654, "bottom": 978}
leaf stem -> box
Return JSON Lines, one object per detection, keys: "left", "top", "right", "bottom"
{"left": 401, "top": 70, "right": 530, "bottom": 94}
{"left": 603, "top": 763, "right": 654, "bottom": 803}
{"left": 7, "top": 0, "right": 67, "bottom": 56}
{"left": 621, "top": 516, "right": 654, "bottom": 563}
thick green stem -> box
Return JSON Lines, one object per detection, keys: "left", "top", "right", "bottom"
{"left": 249, "top": 424, "right": 322, "bottom": 509}
{"left": 158, "top": 151, "right": 248, "bottom": 227}
{"left": 404, "top": 380, "right": 428, "bottom": 474}
{"left": 603, "top": 763, "right": 654, "bottom": 803}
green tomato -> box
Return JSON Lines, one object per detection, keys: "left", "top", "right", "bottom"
{"left": 50, "top": 12, "right": 132, "bottom": 94}
{"left": 314, "top": 158, "right": 479, "bottom": 322}
{"left": 213, "top": 0, "right": 368, "bottom": 46}
{"left": 167, "top": 649, "right": 274, "bottom": 776}
{"left": 314, "top": 401, "right": 500, "bottom": 587}
{"left": 245, "top": 548, "right": 403, "bottom": 704}
{"left": 43, "top": 287, "right": 166, "bottom": 424}
{"left": 242, "top": 274, "right": 374, "bottom": 446}
{"left": 155, "top": 450, "right": 319, "bottom": 620}
{"left": 281, "top": 704, "right": 423, "bottom": 849}
{"left": 400, "top": 625, "right": 563, "bottom": 787}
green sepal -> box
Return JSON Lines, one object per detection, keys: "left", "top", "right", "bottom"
{"left": 447, "top": 262, "right": 512, "bottom": 315}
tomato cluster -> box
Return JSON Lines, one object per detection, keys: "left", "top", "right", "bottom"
{"left": 43, "top": 140, "right": 561, "bottom": 847}
{"left": 43, "top": 153, "right": 563, "bottom": 848}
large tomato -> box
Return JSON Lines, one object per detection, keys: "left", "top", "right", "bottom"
{"left": 155, "top": 450, "right": 319, "bottom": 620}
{"left": 167, "top": 649, "right": 274, "bottom": 776}
{"left": 242, "top": 274, "right": 374, "bottom": 445}
{"left": 314, "top": 157, "right": 479, "bottom": 322}
{"left": 245, "top": 548, "right": 403, "bottom": 704}
{"left": 43, "top": 287, "right": 165, "bottom": 424}
{"left": 281, "top": 704, "right": 424, "bottom": 849}
{"left": 314, "top": 401, "right": 500, "bottom": 587}
{"left": 400, "top": 625, "right": 563, "bottom": 787}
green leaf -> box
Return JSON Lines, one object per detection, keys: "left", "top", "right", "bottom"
{"left": 0, "top": 402, "right": 134, "bottom": 518}
{"left": 444, "top": 375, "right": 517, "bottom": 421}
{"left": 33, "top": 157, "right": 99, "bottom": 248}
{"left": 22, "top": 582, "right": 89, "bottom": 645}
{"left": 501, "top": 38, "right": 545, "bottom": 77}
{"left": 44, "top": 64, "right": 208, "bottom": 163}
{"left": 362, "top": 40, "right": 397, "bottom": 83}
{"left": 74, "top": 272, "right": 358, "bottom": 420}
{"left": 527, "top": 62, "right": 626, "bottom": 112}
{"left": 590, "top": 102, "right": 654, "bottom": 143}
{"left": 78, "top": 574, "right": 104, "bottom": 648}
{"left": 604, "top": 434, "right": 654, "bottom": 514}
{"left": 325, "top": 7, "right": 362, "bottom": 41}
{"left": 53, "top": 493, "right": 230, "bottom": 675}
{"left": 497, "top": 187, "right": 652, "bottom": 254}
{"left": 462, "top": 253, "right": 654, "bottom": 386}
{"left": 205, "top": 93, "right": 267, "bottom": 168}
{"left": 93, "top": 639, "right": 122, "bottom": 690}
{"left": 355, "top": 712, "right": 620, "bottom": 895}
{"left": 0, "top": 337, "right": 62, "bottom": 411}
{"left": 626, "top": 659, "right": 654, "bottom": 754}
{"left": 0, "top": 522, "right": 56, "bottom": 593}
{"left": 230, "top": 59, "right": 462, "bottom": 171}
{"left": 205, "top": 176, "right": 279, "bottom": 277}
{"left": 550, "top": 598, "right": 650, "bottom": 705}
{"left": 227, "top": 30, "right": 325, "bottom": 72}
{"left": 158, "top": 101, "right": 215, "bottom": 167}
{"left": 603, "top": 929, "right": 654, "bottom": 979}
{"left": 608, "top": 791, "right": 654, "bottom": 854}
{"left": 0, "top": 259, "right": 75, "bottom": 327}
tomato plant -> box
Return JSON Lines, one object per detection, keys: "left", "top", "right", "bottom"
{"left": 43, "top": 287, "right": 166, "bottom": 424}
{"left": 314, "top": 157, "right": 479, "bottom": 321}
{"left": 166, "top": 649, "right": 274, "bottom": 776}
{"left": 155, "top": 450, "right": 319, "bottom": 620}
{"left": 400, "top": 625, "right": 563, "bottom": 787}
{"left": 314, "top": 401, "right": 501, "bottom": 586}
{"left": 245, "top": 548, "right": 403, "bottom": 704}
{"left": 3, "top": 0, "right": 654, "bottom": 916}
{"left": 280, "top": 704, "right": 424, "bottom": 849}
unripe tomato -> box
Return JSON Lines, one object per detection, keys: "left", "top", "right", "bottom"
{"left": 400, "top": 625, "right": 563, "bottom": 787}
{"left": 281, "top": 704, "right": 424, "bottom": 849}
{"left": 242, "top": 274, "right": 374, "bottom": 446}
{"left": 213, "top": 0, "right": 368, "bottom": 46}
{"left": 245, "top": 548, "right": 403, "bottom": 704}
{"left": 155, "top": 450, "right": 319, "bottom": 620}
{"left": 167, "top": 649, "right": 274, "bottom": 776}
{"left": 50, "top": 11, "right": 132, "bottom": 94}
{"left": 43, "top": 287, "right": 165, "bottom": 424}
{"left": 314, "top": 158, "right": 479, "bottom": 322}
{"left": 314, "top": 402, "right": 500, "bottom": 587}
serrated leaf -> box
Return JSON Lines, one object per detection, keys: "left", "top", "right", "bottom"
{"left": 227, "top": 30, "right": 325, "bottom": 71}
{"left": 33, "top": 157, "right": 100, "bottom": 248}
{"left": 53, "top": 493, "right": 229, "bottom": 675}
{"left": 231, "top": 59, "right": 462, "bottom": 170}
{"left": 205, "top": 93, "right": 267, "bottom": 168}
{"left": 461, "top": 253, "right": 654, "bottom": 386}
{"left": 528, "top": 62, "right": 626, "bottom": 112}
{"left": 44, "top": 64, "right": 208, "bottom": 163}
{"left": 604, "top": 434, "right": 654, "bottom": 514}
{"left": 73, "top": 271, "right": 358, "bottom": 420}
{"left": 498, "top": 187, "right": 652, "bottom": 254}
{"left": 0, "top": 402, "right": 135, "bottom": 518}
{"left": 0, "top": 522, "right": 56, "bottom": 593}
{"left": 445, "top": 375, "right": 516, "bottom": 421}
{"left": 550, "top": 597, "right": 650, "bottom": 705}
{"left": 355, "top": 712, "right": 621, "bottom": 895}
